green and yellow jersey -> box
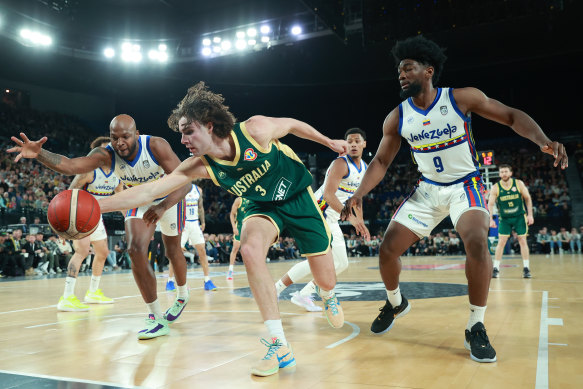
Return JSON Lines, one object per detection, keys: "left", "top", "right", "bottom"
{"left": 201, "top": 122, "right": 312, "bottom": 203}
{"left": 496, "top": 178, "right": 525, "bottom": 218}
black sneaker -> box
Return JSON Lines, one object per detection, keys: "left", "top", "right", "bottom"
{"left": 370, "top": 296, "right": 411, "bottom": 334}
{"left": 523, "top": 267, "right": 532, "bottom": 278}
{"left": 492, "top": 268, "right": 499, "bottom": 278}
{"left": 464, "top": 322, "right": 497, "bottom": 362}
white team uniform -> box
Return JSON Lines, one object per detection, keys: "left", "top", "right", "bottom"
{"left": 181, "top": 184, "right": 205, "bottom": 247}
{"left": 314, "top": 155, "right": 367, "bottom": 273}
{"left": 106, "top": 135, "right": 185, "bottom": 236}
{"left": 83, "top": 167, "right": 120, "bottom": 242}
{"left": 393, "top": 87, "right": 488, "bottom": 237}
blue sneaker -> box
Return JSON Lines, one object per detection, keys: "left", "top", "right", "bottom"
{"left": 166, "top": 280, "right": 176, "bottom": 291}
{"left": 163, "top": 293, "right": 189, "bottom": 323}
{"left": 138, "top": 314, "right": 169, "bottom": 340}
{"left": 204, "top": 279, "right": 217, "bottom": 291}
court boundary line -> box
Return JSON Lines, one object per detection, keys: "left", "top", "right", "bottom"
{"left": 0, "top": 369, "right": 143, "bottom": 388}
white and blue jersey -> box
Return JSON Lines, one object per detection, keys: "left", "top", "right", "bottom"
{"left": 314, "top": 155, "right": 367, "bottom": 221}
{"left": 399, "top": 87, "right": 480, "bottom": 185}
{"left": 184, "top": 184, "right": 201, "bottom": 222}
{"left": 83, "top": 164, "right": 120, "bottom": 199}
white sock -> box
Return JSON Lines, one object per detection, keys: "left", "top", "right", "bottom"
{"left": 387, "top": 287, "right": 402, "bottom": 307}
{"left": 228, "top": 265, "right": 234, "bottom": 271}
{"left": 318, "top": 287, "right": 335, "bottom": 300}
{"left": 467, "top": 304, "right": 487, "bottom": 330}
{"left": 168, "top": 277, "right": 176, "bottom": 283}
{"left": 89, "top": 275, "right": 101, "bottom": 293}
{"left": 204, "top": 276, "right": 210, "bottom": 282}
{"left": 493, "top": 260, "right": 501, "bottom": 269}
{"left": 264, "top": 319, "right": 287, "bottom": 345}
{"left": 275, "top": 280, "right": 287, "bottom": 295}
{"left": 63, "top": 277, "right": 76, "bottom": 298}
{"left": 177, "top": 284, "right": 189, "bottom": 300}
{"left": 523, "top": 259, "right": 530, "bottom": 268}
{"left": 299, "top": 280, "right": 317, "bottom": 297}
{"left": 146, "top": 299, "right": 164, "bottom": 319}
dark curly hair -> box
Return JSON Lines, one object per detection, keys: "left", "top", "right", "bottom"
{"left": 168, "top": 81, "right": 236, "bottom": 138}
{"left": 391, "top": 35, "right": 447, "bottom": 84}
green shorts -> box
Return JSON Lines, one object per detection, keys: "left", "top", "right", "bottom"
{"left": 498, "top": 214, "right": 528, "bottom": 236}
{"left": 242, "top": 187, "right": 331, "bottom": 256}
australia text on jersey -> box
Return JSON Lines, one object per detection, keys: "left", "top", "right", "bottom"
{"left": 227, "top": 160, "right": 271, "bottom": 196}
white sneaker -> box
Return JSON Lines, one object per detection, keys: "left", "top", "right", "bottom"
{"left": 290, "top": 291, "right": 323, "bottom": 312}
{"left": 49, "top": 269, "right": 56, "bottom": 275}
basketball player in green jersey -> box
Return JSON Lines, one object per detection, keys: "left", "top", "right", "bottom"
{"left": 94, "top": 82, "right": 349, "bottom": 377}
{"left": 227, "top": 197, "right": 249, "bottom": 280}
{"left": 488, "top": 164, "right": 533, "bottom": 278}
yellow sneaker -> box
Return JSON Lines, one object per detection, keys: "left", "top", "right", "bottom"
{"left": 84, "top": 289, "right": 114, "bottom": 304}
{"left": 317, "top": 287, "right": 344, "bottom": 328}
{"left": 250, "top": 338, "right": 296, "bottom": 377}
{"left": 57, "top": 295, "right": 89, "bottom": 312}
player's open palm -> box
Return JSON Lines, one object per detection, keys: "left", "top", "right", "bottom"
{"left": 8, "top": 133, "right": 47, "bottom": 162}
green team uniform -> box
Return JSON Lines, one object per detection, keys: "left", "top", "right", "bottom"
{"left": 234, "top": 198, "right": 250, "bottom": 242}
{"left": 496, "top": 178, "right": 527, "bottom": 236}
{"left": 201, "top": 122, "right": 331, "bottom": 256}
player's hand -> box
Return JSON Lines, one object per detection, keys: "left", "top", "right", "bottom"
{"left": 328, "top": 139, "right": 349, "bottom": 156}
{"left": 527, "top": 215, "right": 534, "bottom": 226}
{"left": 143, "top": 204, "right": 165, "bottom": 226}
{"left": 7, "top": 133, "right": 48, "bottom": 162}
{"left": 200, "top": 222, "right": 205, "bottom": 231}
{"left": 541, "top": 141, "right": 568, "bottom": 169}
{"left": 489, "top": 219, "right": 497, "bottom": 228}
{"left": 342, "top": 196, "right": 370, "bottom": 240}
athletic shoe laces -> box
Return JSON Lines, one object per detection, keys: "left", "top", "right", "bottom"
{"left": 324, "top": 296, "right": 339, "bottom": 314}
{"left": 260, "top": 338, "right": 283, "bottom": 360}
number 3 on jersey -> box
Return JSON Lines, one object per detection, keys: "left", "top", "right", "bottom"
{"left": 433, "top": 156, "right": 444, "bottom": 173}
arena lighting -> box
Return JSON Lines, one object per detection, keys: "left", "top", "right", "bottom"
{"left": 213, "top": 37, "right": 221, "bottom": 43}
{"left": 201, "top": 47, "right": 212, "bottom": 56}
{"left": 247, "top": 28, "right": 257, "bottom": 37}
{"left": 236, "top": 31, "right": 245, "bottom": 39}
{"left": 260, "top": 25, "right": 271, "bottom": 34}
{"left": 291, "top": 25, "right": 302, "bottom": 35}
{"left": 220, "top": 40, "right": 231, "bottom": 50}
{"left": 158, "top": 44, "right": 167, "bottom": 51}
{"left": 147, "top": 48, "right": 169, "bottom": 62}
{"left": 261, "top": 36, "right": 270, "bottom": 43}
{"left": 235, "top": 39, "right": 247, "bottom": 50}
{"left": 19, "top": 28, "right": 53, "bottom": 46}
{"left": 202, "top": 38, "right": 211, "bottom": 46}
{"left": 103, "top": 47, "right": 115, "bottom": 58}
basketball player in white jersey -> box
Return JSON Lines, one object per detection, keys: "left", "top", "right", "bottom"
{"left": 167, "top": 183, "right": 217, "bottom": 291}
{"left": 57, "top": 136, "right": 123, "bottom": 312}
{"left": 342, "top": 35, "right": 567, "bottom": 363}
{"left": 9, "top": 114, "right": 192, "bottom": 340}
{"left": 275, "top": 128, "right": 368, "bottom": 311}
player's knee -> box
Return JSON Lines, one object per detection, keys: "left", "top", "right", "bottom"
{"left": 75, "top": 247, "right": 91, "bottom": 258}
{"left": 379, "top": 241, "right": 400, "bottom": 261}
{"left": 315, "top": 278, "right": 336, "bottom": 291}
{"left": 240, "top": 243, "right": 262, "bottom": 264}
{"left": 127, "top": 245, "right": 147, "bottom": 260}
{"left": 464, "top": 235, "right": 489, "bottom": 256}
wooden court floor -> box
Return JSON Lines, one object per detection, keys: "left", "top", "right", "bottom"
{"left": 0, "top": 253, "right": 581, "bottom": 389}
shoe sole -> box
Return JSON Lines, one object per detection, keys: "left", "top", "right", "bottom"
{"left": 138, "top": 329, "right": 170, "bottom": 340}
{"left": 250, "top": 359, "right": 296, "bottom": 376}
{"left": 84, "top": 299, "right": 114, "bottom": 304}
{"left": 57, "top": 306, "right": 89, "bottom": 312}
{"left": 371, "top": 303, "right": 411, "bottom": 335}
{"left": 464, "top": 340, "right": 497, "bottom": 362}
{"left": 291, "top": 295, "right": 323, "bottom": 312}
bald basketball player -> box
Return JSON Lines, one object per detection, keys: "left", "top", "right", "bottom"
{"left": 9, "top": 114, "right": 191, "bottom": 339}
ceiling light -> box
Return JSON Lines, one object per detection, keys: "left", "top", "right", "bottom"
{"left": 260, "top": 25, "right": 271, "bottom": 34}
{"left": 291, "top": 25, "right": 302, "bottom": 35}
{"left": 202, "top": 38, "right": 211, "bottom": 46}
{"left": 103, "top": 47, "right": 115, "bottom": 58}
{"left": 247, "top": 28, "right": 257, "bottom": 37}
{"left": 158, "top": 44, "right": 167, "bottom": 51}
{"left": 201, "top": 47, "right": 212, "bottom": 56}
{"left": 236, "top": 31, "right": 245, "bottom": 39}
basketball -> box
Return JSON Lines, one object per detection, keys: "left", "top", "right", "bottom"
{"left": 47, "top": 189, "right": 101, "bottom": 240}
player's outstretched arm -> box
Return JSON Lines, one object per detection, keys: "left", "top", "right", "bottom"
{"left": 98, "top": 157, "right": 209, "bottom": 213}
{"left": 8, "top": 133, "right": 109, "bottom": 175}
{"left": 245, "top": 116, "right": 349, "bottom": 155}
{"left": 453, "top": 88, "right": 568, "bottom": 169}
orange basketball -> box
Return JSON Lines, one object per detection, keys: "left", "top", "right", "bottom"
{"left": 47, "top": 189, "right": 101, "bottom": 240}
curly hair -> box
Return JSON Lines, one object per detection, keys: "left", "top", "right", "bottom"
{"left": 168, "top": 82, "right": 236, "bottom": 138}
{"left": 90, "top": 136, "right": 111, "bottom": 149}
{"left": 391, "top": 35, "right": 447, "bottom": 84}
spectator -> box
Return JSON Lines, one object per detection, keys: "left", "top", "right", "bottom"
{"left": 569, "top": 228, "right": 581, "bottom": 253}
{"left": 536, "top": 227, "right": 550, "bottom": 254}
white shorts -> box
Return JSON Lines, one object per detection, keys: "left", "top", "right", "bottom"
{"left": 392, "top": 176, "right": 489, "bottom": 238}
{"left": 89, "top": 217, "right": 107, "bottom": 242}
{"left": 181, "top": 220, "right": 205, "bottom": 247}
{"left": 125, "top": 199, "right": 185, "bottom": 237}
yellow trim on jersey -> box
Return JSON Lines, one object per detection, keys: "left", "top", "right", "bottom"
{"left": 242, "top": 214, "right": 280, "bottom": 244}
{"left": 199, "top": 156, "right": 220, "bottom": 186}
{"left": 274, "top": 140, "right": 305, "bottom": 165}
{"left": 208, "top": 131, "right": 241, "bottom": 166}
{"left": 240, "top": 121, "right": 272, "bottom": 153}
{"left": 301, "top": 187, "right": 332, "bottom": 257}
{"left": 411, "top": 133, "right": 466, "bottom": 149}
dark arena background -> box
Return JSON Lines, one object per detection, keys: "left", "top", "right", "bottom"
{"left": 0, "top": 1, "right": 581, "bottom": 388}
